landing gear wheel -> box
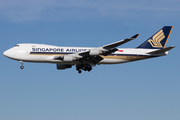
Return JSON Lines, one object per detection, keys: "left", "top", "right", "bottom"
{"left": 76, "top": 64, "right": 92, "bottom": 73}
{"left": 78, "top": 70, "right": 82, "bottom": 74}
{"left": 87, "top": 67, "right": 92, "bottom": 72}
{"left": 20, "top": 65, "right": 24, "bottom": 69}
{"left": 19, "top": 61, "right": 24, "bottom": 69}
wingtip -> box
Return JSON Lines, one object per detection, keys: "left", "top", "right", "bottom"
{"left": 171, "top": 46, "right": 176, "bottom": 48}
{"left": 131, "top": 34, "right": 140, "bottom": 39}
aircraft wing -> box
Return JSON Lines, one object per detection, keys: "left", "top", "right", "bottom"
{"left": 79, "top": 34, "right": 139, "bottom": 56}
{"left": 102, "top": 34, "right": 139, "bottom": 49}
{"left": 55, "top": 34, "right": 139, "bottom": 64}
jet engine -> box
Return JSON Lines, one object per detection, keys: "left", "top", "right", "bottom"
{"left": 63, "top": 55, "right": 73, "bottom": 62}
{"left": 89, "top": 49, "right": 101, "bottom": 56}
{"left": 56, "top": 64, "right": 72, "bottom": 70}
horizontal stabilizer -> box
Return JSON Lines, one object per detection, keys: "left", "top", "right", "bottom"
{"left": 147, "top": 46, "right": 175, "bottom": 54}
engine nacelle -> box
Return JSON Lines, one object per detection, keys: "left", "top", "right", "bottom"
{"left": 89, "top": 49, "right": 101, "bottom": 56}
{"left": 63, "top": 55, "right": 73, "bottom": 62}
{"left": 56, "top": 64, "right": 72, "bottom": 70}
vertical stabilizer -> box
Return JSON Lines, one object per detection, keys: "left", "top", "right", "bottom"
{"left": 137, "top": 26, "right": 173, "bottom": 49}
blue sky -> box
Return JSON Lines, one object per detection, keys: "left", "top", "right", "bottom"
{"left": 0, "top": 0, "right": 180, "bottom": 120}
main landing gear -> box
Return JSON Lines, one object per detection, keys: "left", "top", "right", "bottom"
{"left": 76, "top": 64, "right": 92, "bottom": 74}
{"left": 20, "top": 61, "right": 24, "bottom": 69}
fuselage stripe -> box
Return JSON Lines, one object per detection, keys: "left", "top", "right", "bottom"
{"left": 30, "top": 52, "right": 154, "bottom": 57}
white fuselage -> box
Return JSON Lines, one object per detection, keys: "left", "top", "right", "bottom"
{"left": 3, "top": 43, "right": 163, "bottom": 65}
{"left": 3, "top": 26, "right": 174, "bottom": 73}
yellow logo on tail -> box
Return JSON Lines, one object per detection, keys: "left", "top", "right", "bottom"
{"left": 148, "top": 29, "right": 165, "bottom": 48}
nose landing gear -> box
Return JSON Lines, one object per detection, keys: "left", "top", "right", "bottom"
{"left": 20, "top": 61, "right": 24, "bottom": 69}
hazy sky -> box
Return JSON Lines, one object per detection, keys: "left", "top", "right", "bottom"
{"left": 0, "top": 0, "right": 180, "bottom": 120}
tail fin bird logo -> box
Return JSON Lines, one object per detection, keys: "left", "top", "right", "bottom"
{"left": 148, "top": 29, "right": 165, "bottom": 48}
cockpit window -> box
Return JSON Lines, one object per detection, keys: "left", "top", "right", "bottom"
{"left": 15, "top": 45, "right": 19, "bottom": 47}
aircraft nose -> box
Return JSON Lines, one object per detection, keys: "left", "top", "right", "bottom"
{"left": 3, "top": 50, "right": 9, "bottom": 57}
{"left": 3, "top": 49, "right": 14, "bottom": 58}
